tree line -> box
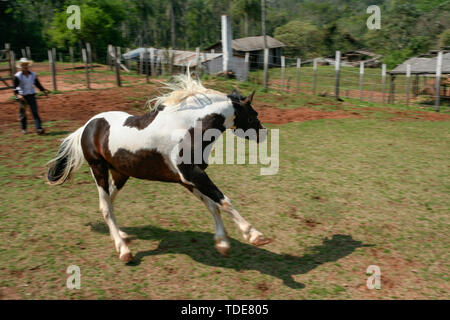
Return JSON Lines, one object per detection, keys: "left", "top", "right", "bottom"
{"left": 1, "top": 0, "right": 449, "bottom": 68}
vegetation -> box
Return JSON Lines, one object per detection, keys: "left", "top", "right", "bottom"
{"left": 1, "top": 0, "right": 449, "bottom": 66}
{"left": 0, "top": 77, "right": 449, "bottom": 299}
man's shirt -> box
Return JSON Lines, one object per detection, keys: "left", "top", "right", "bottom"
{"left": 14, "top": 71, "right": 45, "bottom": 95}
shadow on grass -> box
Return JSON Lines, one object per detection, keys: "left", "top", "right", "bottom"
{"left": 43, "top": 130, "right": 72, "bottom": 137}
{"left": 89, "top": 222, "right": 370, "bottom": 289}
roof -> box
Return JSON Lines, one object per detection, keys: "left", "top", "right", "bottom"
{"left": 390, "top": 53, "right": 450, "bottom": 75}
{"left": 122, "top": 48, "right": 223, "bottom": 67}
{"left": 206, "top": 36, "right": 286, "bottom": 52}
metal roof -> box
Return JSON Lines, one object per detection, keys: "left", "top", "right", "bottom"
{"left": 390, "top": 53, "right": 450, "bottom": 74}
{"left": 122, "top": 48, "right": 222, "bottom": 67}
{"left": 206, "top": 36, "right": 286, "bottom": 52}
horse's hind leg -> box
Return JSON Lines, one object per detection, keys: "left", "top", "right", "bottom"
{"left": 90, "top": 163, "right": 132, "bottom": 262}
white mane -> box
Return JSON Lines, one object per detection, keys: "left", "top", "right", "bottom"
{"left": 147, "top": 72, "right": 225, "bottom": 111}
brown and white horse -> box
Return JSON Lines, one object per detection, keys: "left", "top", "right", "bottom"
{"left": 47, "top": 74, "right": 271, "bottom": 262}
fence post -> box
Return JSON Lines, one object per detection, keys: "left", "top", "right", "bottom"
{"left": 107, "top": 45, "right": 113, "bottom": 71}
{"left": 263, "top": 48, "right": 269, "bottom": 89}
{"left": 69, "top": 47, "right": 74, "bottom": 68}
{"left": 221, "top": 15, "right": 233, "bottom": 75}
{"left": 48, "top": 50, "right": 57, "bottom": 91}
{"left": 381, "top": 64, "right": 387, "bottom": 104}
{"left": 125, "top": 48, "right": 131, "bottom": 70}
{"left": 389, "top": 74, "right": 395, "bottom": 104}
{"left": 82, "top": 48, "right": 90, "bottom": 90}
{"left": 195, "top": 47, "right": 201, "bottom": 79}
{"left": 435, "top": 51, "right": 442, "bottom": 112}
{"left": 296, "top": 58, "right": 301, "bottom": 93}
{"left": 26, "top": 46, "right": 31, "bottom": 59}
{"left": 86, "top": 43, "right": 92, "bottom": 69}
{"left": 406, "top": 63, "right": 411, "bottom": 108}
{"left": 114, "top": 46, "right": 121, "bottom": 87}
{"left": 11, "top": 50, "right": 16, "bottom": 75}
{"left": 313, "top": 58, "right": 317, "bottom": 95}
{"left": 280, "top": 56, "right": 285, "bottom": 90}
{"left": 150, "top": 48, "right": 155, "bottom": 77}
{"left": 145, "top": 48, "right": 150, "bottom": 83}
{"left": 359, "top": 61, "right": 364, "bottom": 101}
{"left": 169, "top": 48, "right": 173, "bottom": 75}
{"left": 334, "top": 50, "right": 341, "bottom": 100}
{"left": 59, "top": 52, "right": 63, "bottom": 63}
{"left": 139, "top": 51, "right": 144, "bottom": 75}
{"left": 243, "top": 52, "right": 250, "bottom": 82}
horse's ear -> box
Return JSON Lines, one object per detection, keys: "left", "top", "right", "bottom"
{"left": 244, "top": 91, "right": 255, "bottom": 104}
{"left": 230, "top": 88, "right": 242, "bottom": 99}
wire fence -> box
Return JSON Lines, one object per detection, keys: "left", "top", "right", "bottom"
{"left": 2, "top": 43, "right": 449, "bottom": 112}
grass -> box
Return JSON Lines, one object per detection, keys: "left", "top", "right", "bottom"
{"left": 0, "top": 77, "right": 449, "bottom": 300}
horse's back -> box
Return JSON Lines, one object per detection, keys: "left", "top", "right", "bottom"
{"left": 81, "top": 110, "right": 181, "bottom": 183}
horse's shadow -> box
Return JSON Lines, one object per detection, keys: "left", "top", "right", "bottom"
{"left": 89, "top": 222, "right": 370, "bottom": 289}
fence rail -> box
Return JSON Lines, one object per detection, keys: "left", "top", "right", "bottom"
{"left": 4, "top": 43, "right": 449, "bottom": 111}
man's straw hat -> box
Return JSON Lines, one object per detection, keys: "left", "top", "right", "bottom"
{"left": 16, "top": 57, "right": 34, "bottom": 68}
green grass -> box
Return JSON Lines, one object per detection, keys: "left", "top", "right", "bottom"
{"left": 0, "top": 78, "right": 449, "bottom": 299}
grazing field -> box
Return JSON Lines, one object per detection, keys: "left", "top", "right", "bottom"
{"left": 0, "top": 78, "right": 449, "bottom": 299}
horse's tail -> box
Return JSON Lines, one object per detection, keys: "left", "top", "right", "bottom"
{"left": 46, "top": 126, "right": 85, "bottom": 186}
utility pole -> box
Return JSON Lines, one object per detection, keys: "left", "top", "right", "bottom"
{"left": 262, "top": 0, "right": 268, "bottom": 90}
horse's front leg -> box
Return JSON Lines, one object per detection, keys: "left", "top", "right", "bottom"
{"left": 179, "top": 165, "right": 271, "bottom": 251}
{"left": 184, "top": 186, "right": 230, "bottom": 255}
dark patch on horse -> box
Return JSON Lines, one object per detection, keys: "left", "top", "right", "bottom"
{"left": 123, "top": 105, "right": 165, "bottom": 130}
{"left": 107, "top": 148, "right": 181, "bottom": 183}
{"left": 81, "top": 117, "right": 112, "bottom": 192}
{"left": 176, "top": 113, "right": 227, "bottom": 204}
{"left": 179, "top": 113, "right": 227, "bottom": 170}
{"left": 110, "top": 168, "right": 129, "bottom": 190}
{"left": 82, "top": 116, "right": 180, "bottom": 186}
{"left": 228, "top": 92, "right": 264, "bottom": 141}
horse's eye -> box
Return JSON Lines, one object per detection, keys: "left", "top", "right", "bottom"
{"left": 248, "top": 118, "right": 254, "bottom": 124}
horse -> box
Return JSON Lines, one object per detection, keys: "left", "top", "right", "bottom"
{"left": 46, "top": 73, "right": 271, "bottom": 263}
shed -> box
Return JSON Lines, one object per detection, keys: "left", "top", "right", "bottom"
{"left": 389, "top": 53, "right": 450, "bottom": 75}
{"left": 205, "top": 36, "right": 286, "bottom": 69}
{"left": 123, "top": 48, "right": 247, "bottom": 80}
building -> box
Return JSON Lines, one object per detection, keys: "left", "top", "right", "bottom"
{"left": 205, "top": 36, "right": 286, "bottom": 69}
{"left": 122, "top": 48, "right": 247, "bottom": 80}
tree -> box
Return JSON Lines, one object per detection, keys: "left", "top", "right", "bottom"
{"left": 231, "top": 0, "right": 260, "bottom": 37}
{"left": 274, "top": 20, "right": 323, "bottom": 58}
{"left": 47, "top": 1, "right": 126, "bottom": 61}
{"left": 438, "top": 29, "right": 450, "bottom": 48}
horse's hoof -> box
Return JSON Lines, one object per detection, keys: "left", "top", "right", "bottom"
{"left": 215, "top": 241, "right": 231, "bottom": 257}
{"left": 119, "top": 251, "right": 133, "bottom": 263}
{"left": 251, "top": 236, "right": 272, "bottom": 246}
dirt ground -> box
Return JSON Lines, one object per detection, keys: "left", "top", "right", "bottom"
{"left": 1, "top": 82, "right": 449, "bottom": 131}
{"left": 0, "top": 84, "right": 359, "bottom": 129}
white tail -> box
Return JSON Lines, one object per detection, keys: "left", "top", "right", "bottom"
{"left": 46, "top": 126, "right": 85, "bottom": 185}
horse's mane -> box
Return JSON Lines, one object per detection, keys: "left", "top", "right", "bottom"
{"left": 147, "top": 71, "right": 225, "bottom": 111}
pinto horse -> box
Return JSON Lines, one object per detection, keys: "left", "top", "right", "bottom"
{"left": 46, "top": 74, "right": 271, "bottom": 262}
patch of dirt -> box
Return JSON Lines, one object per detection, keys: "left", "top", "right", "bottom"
{"left": 256, "top": 103, "right": 358, "bottom": 124}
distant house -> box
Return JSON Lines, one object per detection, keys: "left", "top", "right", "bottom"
{"left": 390, "top": 52, "right": 450, "bottom": 75}
{"left": 205, "top": 36, "right": 286, "bottom": 69}
{"left": 122, "top": 48, "right": 247, "bottom": 80}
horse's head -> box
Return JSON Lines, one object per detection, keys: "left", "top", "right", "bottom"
{"left": 228, "top": 88, "right": 266, "bottom": 143}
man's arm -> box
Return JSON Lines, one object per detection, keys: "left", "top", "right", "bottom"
{"left": 13, "top": 76, "right": 20, "bottom": 96}
{"left": 34, "top": 76, "right": 47, "bottom": 92}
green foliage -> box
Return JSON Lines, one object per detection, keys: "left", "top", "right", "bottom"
{"left": 274, "top": 21, "right": 323, "bottom": 59}
{"left": 2, "top": 0, "right": 450, "bottom": 67}
{"left": 46, "top": 1, "right": 125, "bottom": 60}
{"left": 438, "top": 29, "right": 450, "bottom": 48}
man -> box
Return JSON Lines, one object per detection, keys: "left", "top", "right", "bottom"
{"left": 13, "top": 57, "right": 50, "bottom": 134}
